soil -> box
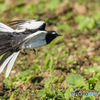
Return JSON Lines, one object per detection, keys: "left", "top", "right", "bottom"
{"left": 0, "top": 0, "right": 100, "bottom": 99}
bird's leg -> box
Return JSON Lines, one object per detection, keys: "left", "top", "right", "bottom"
{"left": 30, "top": 49, "right": 36, "bottom": 55}
{"left": 21, "top": 49, "right": 27, "bottom": 55}
{"left": 33, "top": 49, "right": 36, "bottom": 55}
{"left": 23, "top": 49, "right": 27, "bottom": 55}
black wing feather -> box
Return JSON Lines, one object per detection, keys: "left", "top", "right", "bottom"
{"left": 9, "top": 20, "right": 29, "bottom": 26}
{"left": 0, "top": 32, "right": 13, "bottom": 56}
{"left": 0, "top": 51, "right": 13, "bottom": 65}
{"left": 0, "top": 31, "right": 27, "bottom": 67}
{"left": 8, "top": 19, "right": 46, "bottom": 31}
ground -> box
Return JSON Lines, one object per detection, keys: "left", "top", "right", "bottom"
{"left": 0, "top": 0, "right": 100, "bottom": 100}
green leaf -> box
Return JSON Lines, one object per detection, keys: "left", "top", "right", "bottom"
{"left": 48, "top": 0, "right": 60, "bottom": 11}
{"left": 64, "top": 86, "right": 73, "bottom": 99}
{"left": 85, "top": 18, "right": 95, "bottom": 29}
{"left": 49, "top": 60, "right": 53, "bottom": 69}
{"left": 82, "top": 96, "right": 96, "bottom": 100}
{"left": 93, "top": 11, "right": 100, "bottom": 21}
{"left": 84, "top": 97, "right": 92, "bottom": 100}
{"left": 0, "top": 1, "right": 6, "bottom": 13}
{"left": 66, "top": 74, "right": 83, "bottom": 85}
{"left": 74, "top": 15, "right": 85, "bottom": 23}
{"left": 37, "top": 90, "right": 46, "bottom": 98}
{"left": 44, "top": 75, "right": 58, "bottom": 89}
{"left": 19, "top": 69, "right": 32, "bottom": 78}
{"left": 57, "top": 24, "right": 71, "bottom": 30}
{"left": 9, "top": 93, "right": 14, "bottom": 100}
{"left": 32, "top": 64, "right": 42, "bottom": 71}
{"left": 75, "top": 15, "right": 95, "bottom": 30}
{"left": 44, "top": 80, "right": 51, "bottom": 89}
{"left": 25, "top": 75, "right": 33, "bottom": 83}
{"left": 57, "top": 90, "right": 64, "bottom": 98}
{"left": 75, "top": 79, "right": 88, "bottom": 89}
{"left": 77, "top": 17, "right": 95, "bottom": 30}
{"left": 44, "top": 54, "right": 50, "bottom": 67}
{"left": 94, "top": 83, "right": 100, "bottom": 91}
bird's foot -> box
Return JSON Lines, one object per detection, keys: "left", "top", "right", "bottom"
{"left": 33, "top": 49, "right": 36, "bottom": 55}
{"left": 21, "top": 49, "right": 27, "bottom": 55}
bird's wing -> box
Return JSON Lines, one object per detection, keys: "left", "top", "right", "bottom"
{"left": 0, "top": 31, "right": 47, "bottom": 56}
{"left": 0, "top": 31, "right": 47, "bottom": 78}
{"left": 0, "top": 22, "right": 14, "bottom": 32}
{"left": 12, "top": 31, "right": 47, "bottom": 49}
{"left": 9, "top": 20, "right": 46, "bottom": 33}
{"left": 0, "top": 32, "right": 14, "bottom": 56}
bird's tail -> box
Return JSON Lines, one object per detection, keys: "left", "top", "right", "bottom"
{"left": 0, "top": 51, "right": 20, "bottom": 78}
{"left": 0, "top": 22, "right": 20, "bottom": 78}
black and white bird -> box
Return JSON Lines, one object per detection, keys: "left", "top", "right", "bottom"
{"left": 0, "top": 20, "right": 61, "bottom": 78}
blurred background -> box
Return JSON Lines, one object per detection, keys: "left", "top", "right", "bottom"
{"left": 0, "top": 0, "right": 100, "bottom": 99}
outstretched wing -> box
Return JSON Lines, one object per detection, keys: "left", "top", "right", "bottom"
{"left": 9, "top": 20, "right": 46, "bottom": 33}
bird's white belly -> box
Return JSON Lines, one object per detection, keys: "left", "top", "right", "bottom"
{"left": 21, "top": 36, "right": 47, "bottom": 49}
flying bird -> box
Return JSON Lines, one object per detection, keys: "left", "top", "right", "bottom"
{"left": 0, "top": 20, "right": 61, "bottom": 78}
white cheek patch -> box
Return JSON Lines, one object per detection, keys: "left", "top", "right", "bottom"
{"left": 52, "top": 32, "right": 56, "bottom": 34}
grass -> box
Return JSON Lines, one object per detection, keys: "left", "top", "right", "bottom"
{"left": 0, "top": 0, "right": 100, "bottom": 100}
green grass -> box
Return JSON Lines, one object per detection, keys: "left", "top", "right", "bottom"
{"left": 0, "top": 0, "right": 100, "bottom": 100}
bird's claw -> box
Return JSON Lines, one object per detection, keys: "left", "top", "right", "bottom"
{"left": 21, "top": 49, "right": 27, "bottom": 55}
{"left": 21, "top": 49, "right": 36, "bottom": 55}
{"left": 33, "top": 49, "right": 36, "bottom": 55}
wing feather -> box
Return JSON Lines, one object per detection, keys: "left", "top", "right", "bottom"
{"left": 9, "top": 20, "right": 46, "bottom": 32}
{"left": 0, "top": 22, "right": 14, "bottom": 32}
{"left": 12, "top": 31, "right": 47, "bottom": 49}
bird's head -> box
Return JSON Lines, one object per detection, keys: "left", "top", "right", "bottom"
{"left": 45, "top": 31, "right": 62, "bottom": 44}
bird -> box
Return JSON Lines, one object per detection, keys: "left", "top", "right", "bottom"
{"left": 0, "top": 20, "right": 62, "bottom": 78}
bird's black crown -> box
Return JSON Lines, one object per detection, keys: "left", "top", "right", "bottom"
{"left": 45, "top": 31, "right": 61, "bottom": 44}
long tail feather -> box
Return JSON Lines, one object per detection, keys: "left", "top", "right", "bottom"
{"left": 0, "top": 53, "right": 14, "bottom": 73}
{"left": 5, "top": 51, "right": 20, "bottom": 78}
{"left": 0, "top": 22, "right": 20, "bottom": 78}
{"left": 0, "top": 52, "right": 13, "bottom": 65}
{"left": 0, "top": 48, "right": 11, "bottom": 57}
